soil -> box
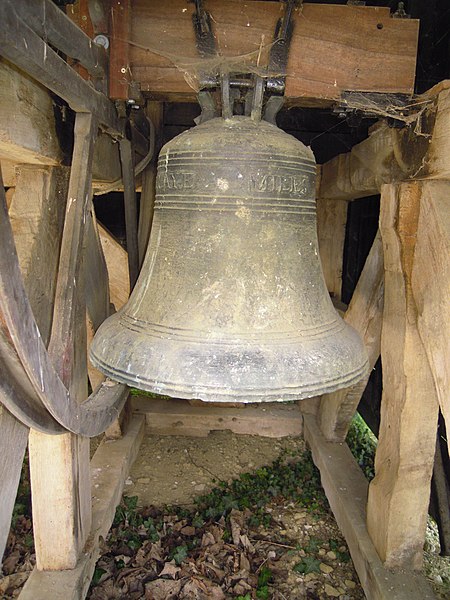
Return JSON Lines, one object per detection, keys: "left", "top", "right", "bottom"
{"left": 126, "top": 431, "right": 305, "bottom": 507}
{"left": 1, "top": 430, "right": 449, "bottom": 600}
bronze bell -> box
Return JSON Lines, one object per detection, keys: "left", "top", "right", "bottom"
{"left": 90, "top": 116, "right": 368, "bottom": 402}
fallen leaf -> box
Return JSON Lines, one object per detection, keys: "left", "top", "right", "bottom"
{"left": 159, "top": 561, "right": 181, "bottom": 579}
{"left": 2, "top": 550, "right": 21, "bottom": 574}
{"left": 145, "top": 578, "right": 182, "bottom": 600}
{"left": 201, "top": 532, "right": 215, "bottom": 547}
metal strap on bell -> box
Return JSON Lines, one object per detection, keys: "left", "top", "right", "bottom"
{"left": 90, "top": 86, "right": 368, "bottom": 402}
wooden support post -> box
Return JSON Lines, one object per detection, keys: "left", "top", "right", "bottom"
{"left": 28, "top": 114, "right": 98, "bottom": 570}
{"left": 20, "top": 415, "right": 145, "bottom": 600}
{"left": 138, "top": 101, "right": 163, "bottom": 266}
{"left": 109, "top": 0, "right": 131, "bottom": 100}
{"left": 411, "top": 180, "right": 450, "bottom": 435}
{"left": 120, "top": 138, "right": 139, "bottom": 289}
{"left": 367, "top": 182, "right": 440, "bottom": 570}
{"left": 316, "top": 197, "right": 347, "bottom": 300}
{"left": 318, "top": 232, "right": 384, "bottom": 441}
{"left": 411, "top": 180, "right": 450, "bottom": 554}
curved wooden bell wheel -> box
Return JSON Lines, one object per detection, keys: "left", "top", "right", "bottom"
{"left": 0, "top": 113, "right": 128, "bottom": 437}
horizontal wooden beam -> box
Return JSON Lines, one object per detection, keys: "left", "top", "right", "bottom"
{"left": 19, "top": 415, "right": 145, "bottom": 600}
{"left": 129, "top": 0, "right": 419, "bottom": 105}
{"left": 318, "top": 89, "right": 444, "bottom": 202}
{"left": 303, "top": 415, "right": 437, "bottom": 600}
{"left": 132, "top": 396, "right": 303, "bottom": 438}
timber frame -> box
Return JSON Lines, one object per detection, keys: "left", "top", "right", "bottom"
{"left": 0, "top": 2, "right": 448, "bottom": 600}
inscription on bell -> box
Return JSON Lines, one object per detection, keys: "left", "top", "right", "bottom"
{"left": 249, "top": 173, "right": 309, "bottom": 196}
{"left": 158, "top": 171, "right": 194, "bottom": 190}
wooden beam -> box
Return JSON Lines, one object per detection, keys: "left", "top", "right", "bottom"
{"left": 109, "top": 0, "right": 131, "bottom": 100}
{"left": 120, "top": 138, "right": 140, "bottom": 288}
{"left": 20, "top": 415, "right": 145, "bottom": 600}
{"left": 303, "top": 415, "right": 437, "bottom": 600}
{"left": 318, "top": 232, "right": 384, "bottom": 441}
{"left": 319, "top": 124, "right": 396, "bottom": 201}
{"left": 367, "top": 182, "right": 440, "bottom": 569}
{"left": 317, "top": 94, "right": 440, "bottom": 203}
{"left": 130, "top": 1, "right": 418, "bottom": 105}
{"left": 132, "top": 397, "right": 303, "bottom": 438}
{"left": 411, "top": 180, "right": 450, "bottom": 436}
{"left": 316, "top": 197, "right": 347, "bottom": 300}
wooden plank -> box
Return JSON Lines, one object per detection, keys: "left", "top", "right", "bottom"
{"left": 0, "top": 60, "right": 63, "bottom": 165}
{"left": 130, "top": 1, "right": 418, "bottom": 104}
{"left": 367, "top": 182, "right": 440, "bottom": 569}
{"left": 132, "top": 397, "right": 303, "bottom": 438}
{"left": 20, "top": 415, "right": 145, "bottom": 600}
{"left": 303, "top": 415, "right": 437, "bottom": 600}
{"left": 411, "top": 181, "right": 450, "bottom": 436}
{"left": 98, "top": 224, "right": 130, "bottom": 310}
{"left": 316, "top": 197, "right": 347, "bottom": 300}
{"left": 119, "top": 138, "right": 140, "bottom": 288}
{"left": 0, "top": 1, "right": 119, "bottom": 134}
{"left": 109, "top": 0, "right": 131, "bottom": 100}
{"left": 318, "top": 232, "right": 384, "bottom": 441}
{"left": 0, "top": 407, "right": 29, "bottom": 564}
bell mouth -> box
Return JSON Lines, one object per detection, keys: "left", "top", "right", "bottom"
{"left": 90, "top": 311, "right": 368, "bottom": 404}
